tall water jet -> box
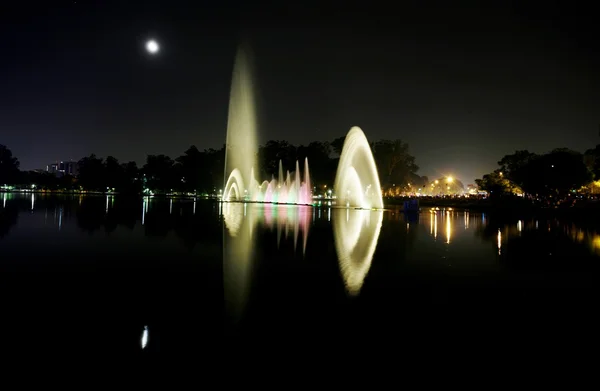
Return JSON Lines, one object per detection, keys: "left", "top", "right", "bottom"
{"left": 278, "top": 161, "right": 284, "bottom": 185}
{"left": 302, "top": 158, "right": 311, "bottom": 205}
{"left": 221, "top": 45, "right": 312, "bottom": 205}
{"left": 223, "top": 46, "right": 258, "bottom": 199}
{"left": 333, "top": 126, "right": 384, "bottom": 209}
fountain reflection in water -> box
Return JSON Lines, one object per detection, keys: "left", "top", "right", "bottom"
{"left": 333, "top": 208, "right": 383, "bottom": 296}
{"left": 221, "top": 46, "right": 385, "bottom": 315}
{"left": 222, "top": 202, "right": 383, "bottom": 314}
{"left": 222, "top": 203, "right": 312, "bottom": 322}
{"left": 223, "top": 203, "right": 311, "bottom": 254}
{"left": 334, "top": 126, "right": 384, "bottom": 209}
{"left": 141, "top": 326, "right": 149, "bottom": 349}
{"left": 222, "top": 202, "right": 255, "bottom": 324}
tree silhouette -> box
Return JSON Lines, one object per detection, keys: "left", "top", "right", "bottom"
{"left": 584, "top": 145, "right": 600, "bottom": 179}
{"left": 479, "top": 148, "right": 592, "bottom": 198}
{"left": 330, "top": 136, "right": 346, "bottom": 156}
{"left": 0, "top": 145, "right": 20, "bottom": 185}
{"left": 176, "top": 146, "right": 204, "bottom": 193}
{"left": 104, "top": 156, "right": 123, "bottom": 190}
{"left": 78, "top": 154, "right": 105, "bottom": 191}
{"left": 371, "top": 139, "right": 419, "bottom": 189}
{"left": 143, "top": 154, "right": 177, "bottom": 192}
{"left": 258, "top": 140, "right": 297, "bottom": 178}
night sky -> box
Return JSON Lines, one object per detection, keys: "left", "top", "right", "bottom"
{"left": 1, "top": 1, "right": 598, "bottom": 184}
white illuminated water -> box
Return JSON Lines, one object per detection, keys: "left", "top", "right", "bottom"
{"left": 141, "top": 325, "right": 149, "bottom": 349}
{"left": 222, "top": 46, "right": 312, "bottom": 205}
{"left": 334, "top": 126, "right": 384, "bottom": 209}
{"left": 221, "top": 47, "right": 386, "bottom": 314}
{"left": 223, "top": 46, "right": 259, "bottom": 202}
{"left": 333, "top": 208, "right": 383, "bottom": 295}
{"left": 222, "top": 47, "right": 384, "bottom": 209}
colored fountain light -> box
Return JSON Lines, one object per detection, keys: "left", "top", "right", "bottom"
{"left": 334, "top": 126, "right": 384, "bottom": 209}
{"left": 224, "top": 159, "right": 312, "bottom": 205}
{"left": 222, "top": 46, "right": 383, "bottom": 209}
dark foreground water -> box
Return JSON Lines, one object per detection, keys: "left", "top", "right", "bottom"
{"left": 0, "top": 193, "right": 598, "bottom": 366}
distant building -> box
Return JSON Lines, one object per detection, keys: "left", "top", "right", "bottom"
{"left": 62, "top": 161, "right": 78, "bottom": 176}
{"left": 46, "top": 163, "right": 59, "bottom": 175}
{"left": 46, "top": 160, "right": 78, "bottom": 177}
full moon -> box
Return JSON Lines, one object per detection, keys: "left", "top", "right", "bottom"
{"left": 145, "top": 40, "right": 159, "bottom": 54}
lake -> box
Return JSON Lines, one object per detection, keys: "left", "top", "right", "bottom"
{"left": 0, "top": 192, "right": 597, "bottom": 361}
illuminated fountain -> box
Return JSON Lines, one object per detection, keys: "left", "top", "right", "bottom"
{"left": 259, "top": 159, "right": 312, "bottom": 205}
{"left": 333, "top": 208, "right": 383, "bottom": 296}
{"left": 222, "top": 47, "right": 312, "bottom": 205}
{"left": 333, "top": 126, "right": 384, "bottom": 209}
{"left": 222, "top": 46, "right": 258, "bottom": 203}
{"left": 224, "top": 159, "right": 312, "bottom": 205}
{"left": 221, "top": 46, "right": 386, "bottom": 314}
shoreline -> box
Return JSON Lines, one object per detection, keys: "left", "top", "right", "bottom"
{"left": 3, "top": 190, "right": 600, "bottom": 219}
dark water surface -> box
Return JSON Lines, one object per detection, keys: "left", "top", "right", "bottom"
{"left": 0, "top": 193, "right": 597, "bottom": 363}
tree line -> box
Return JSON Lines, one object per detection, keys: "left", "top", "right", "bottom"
{"left": 0, "top": 137, "right": 422, "bottom": 195}
{"left": 476, "top": 146, "right": 600, "bottom": 199}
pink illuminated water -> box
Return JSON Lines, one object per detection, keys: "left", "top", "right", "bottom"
{"left": 225, "top": 157, "right": 313, "bottom": 205}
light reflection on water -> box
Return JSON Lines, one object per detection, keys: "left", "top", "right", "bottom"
{"left": 222, "top": 202, "right": 315, "bottom": 321}
{"left": 446, "top": 210, "right": 451, "bottom": 244}
{"left": 220, "top": 201, "right": 385, "bottom": 322}
{"left": 2, "top": 195, "right": 598, "bottom": 354}
{"left": 333, "top": 208, "right": 383, "bottom": 296}
{"left": 3, "top": 195, "right": 600, "bottom": 254}
{"left": 217, "top": 203, "right": 600, "bottom": 269}
{"left": 2, "top": 194, "right": 600, "bottom": 287}
{"left": 497, "top": 229, "right": 502, "bottom": 255}
{"left": 141, "top": 326, "right": 149, "bottom": 349}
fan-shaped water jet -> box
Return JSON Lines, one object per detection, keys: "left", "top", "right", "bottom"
{"left": 333, "top": 126, "right": 384, "bottom": 209}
